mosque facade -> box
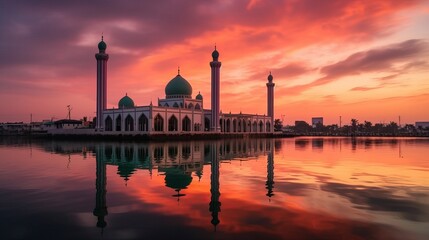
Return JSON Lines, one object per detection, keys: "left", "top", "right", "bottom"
{"left": 95, "top": 38, "right": 275, "bottom": 134}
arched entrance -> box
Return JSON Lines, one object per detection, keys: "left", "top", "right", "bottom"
{"left": 154, "top": 114, "right": 164, "bottom": 132}
{"left": 105, "top": 116, "right": 112, "bottom": 131}
{"left": 115, "top": 115, "right": 122, "bottom": 131}
{"left": 169, "top": 115, "right": 178, "bottom": 131}
{"left": 182, "top": 116, "right": 191, "bottom": 131}
{"left": 138, "top": 114, "right": 148, "bottom": 131}
{"left": 125, "top": 115, "right": 134, "bottom": 131}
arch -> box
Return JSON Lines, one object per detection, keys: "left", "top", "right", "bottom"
{"left": 138, "top": 114, "right": 148, "bottom": 131}
{"left": 226, "top": 119, "right": 231, "bottom": 132}
{"left": 253, "top": 121, "right": 258, "bottom": 132}
{"left": 248, "top": 120, "right": 252, "bottom": 132}
{"left": 195, "top": 103, "right": 201, "bottom": 110}
{"left": 168, "top": 146, "right": 178, "bottom": 160}
{"left": 164, "top": 103, "right": 169, "bottom": 107}
{"left": 259, "top": 120, "right": 263, "bottom": 132}
{"left": 204, "top": 117, "right": 210, "bottom": 131}
{"left": 238, "top": 120, "right": 242, "bottom": 132}
{"left": 242, "top": 119, "right": 247, "bottom": 132}
{"left": 154, "top": 114, "right": 164, "bottom": 131}
{"left": 105, "top": 116, "right": 113, "bottom": 131}
{"left": 173, "top": 102, "right": 179, "bottom": 108}
{"left": 125, "top": 114, "right": 134, "bottom": 131}
{"left": 266, "top": 121, "right": 271, "bottom": 132}
{"left": 233, "top": 119, "right": 237, "bottom": 132}
{"left": 115, "top": 115, "right": 122, "bottom": 131}
{"left": 182, "top": 116, "right": 191, "bottom": 131}
{"left": 168, "top": 115, "right": 178, "bottom": 131}
{"left": 188, "top": 103, "right": 194, "bottom": 109}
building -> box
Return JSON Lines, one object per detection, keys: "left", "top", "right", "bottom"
{"left": 96, "top": 38, "right": 275, "bottom": 134}
{"left": 416, "top": 122, "right": 429, "bottom": 129}
{"left": 312, "top": 117, "right": 323, "bottom": 127}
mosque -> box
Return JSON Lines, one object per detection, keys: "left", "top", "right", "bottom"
{"left": 95, "top": 37, "right": 275, "bottom": 134}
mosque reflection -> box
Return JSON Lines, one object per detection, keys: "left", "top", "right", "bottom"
{"left": 92, "top": 138, "right": 276, "bottom": 232}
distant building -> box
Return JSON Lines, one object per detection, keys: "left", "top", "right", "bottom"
{"left": 54, "top": 119, "right": 83, "bottom": 129}
{"left": 416, "top": 122, "right": 429, "bottom": 129}
{"left": 312, "top": 117, "right": 323, "bottom": 127}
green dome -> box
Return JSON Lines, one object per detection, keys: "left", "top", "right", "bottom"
{"left": 118, "top": 94, "right": 135, "bottom": 108}
{"left": 98, "top": 40, "right": 107, "bottom": 52}
{"left": 196, "top": 91, "right": 203, "bottom": 100}
{"left": 165, "top": 74, "right": 193, "bottom": 98}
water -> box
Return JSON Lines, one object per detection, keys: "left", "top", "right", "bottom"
{"left": 0, "top": 137, "right": 428, "bottom": 240}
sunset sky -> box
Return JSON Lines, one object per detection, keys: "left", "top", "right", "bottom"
{"left": 1, "top": 0, "right": 428, "bottom": 125}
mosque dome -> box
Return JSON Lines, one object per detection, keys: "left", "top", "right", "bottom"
{"left": 118, "top": 94, "right": 135, "bottom": 108}
{"left": 165, "top": 74, "right": 193, "bottom": 98}
{"left": 196, "top": 91, "right": 203, "bottom": 100}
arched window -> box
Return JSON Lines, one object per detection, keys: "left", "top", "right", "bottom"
{"left": 105, "top": 116, "right": 112, "bottom": 131}
{"left": 266, "top": 121, "right": 271, "bottom": 132}
{"left": 138, "top": 114, "right": 148, "bottom": 131}
{"left": 204, "top": 117, "right": 210, "bottom": 131}
{"left": 248, "top": 120, "right": 251, "bottom": 132}
{"left": 125, "top": 115, "right": 134, "bottom": 131}
{"left": 259, "top": 121, "right": 264, "bottom": 132}
{"left": 168, "top": 115, "right": 178, "bottom": 131}
{"left": 195, "top": 103, "right": 201, "bottom": 110}
{"left": 233, "top": 119, "right": 237, "bottom": 132}
{"left": 238, "top": 120, "right": 242, "bottom": 132}
{"left": 188, "top": 103, "right": 194, "bottom": 109}
{"left": 115, "top": 115, "right": 122, "bottom": 131}
{"left": 164, "top": 103, "right": 169, "bottom": 107}
{"left": 242, "top": 119, "right": 247, "bottom": 132}
{"left": 173, "top": 102, "right": 179, "bottom": 108}
{"left": 154, "top": 114, "right": 164, "bottom": 131}
{"left": 182, "top": 116, "right": 191, "bottom": 131}
{"left": 253, "top": 121, "right": 257, "bottom": 132}
{"left": 226, "top": 119, "right": 231, "bottom": 132}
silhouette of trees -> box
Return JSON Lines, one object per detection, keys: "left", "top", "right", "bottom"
{"left": 274, "top": 119, "right": 283, "bottom": 132}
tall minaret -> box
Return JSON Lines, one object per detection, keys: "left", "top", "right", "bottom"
{"left": 95, "top": 36, "right": 109, "bottom": 131}
{"left": 210, "top": 47, "right": 221, "bottom": 132}
{"left": 266, "top": 72, "right": 275, "bottom": 130}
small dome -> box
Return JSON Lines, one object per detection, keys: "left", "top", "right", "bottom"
{"left": 118, "top": 94, "right": 135, "bottom": 108}
{"left": 196, "top": 91, "right": 203, "bottom": 100}
{"left": 98, "top": 37, "right": 107, "bottom": 52}
{"left": 268, "top": 72, "right": 273, "bottom": 82}
{"left": 165, "top": 74, "right": 193, "bottom": 98}
{"left": 212, "top": 48, "right": 219, "bottom": 61}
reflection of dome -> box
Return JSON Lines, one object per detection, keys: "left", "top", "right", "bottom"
{"left": 196, "top": 91, "right": 203, "bottom": 100}
{"left": 165, "top": 74, "right": 193, "bottom": 98}
{"left": 118, "top": 94, "right": 135, "bottom": 108}
{"left": 164, "top": 168, "right": 193, "bottom": 190}
{"left": 117, "top": 163, "right": 136, "bottom": 182}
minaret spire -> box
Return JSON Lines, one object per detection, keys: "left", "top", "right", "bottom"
{"left": 266, "top": 72, "right": 275, "bottom": 132}
{"left": 95, "top": 37, "right": 109, "bottom": 131}
{"left": 210, "top": 46, "right": 221, "bottom": 132}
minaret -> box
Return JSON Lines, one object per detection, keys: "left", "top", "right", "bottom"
{"left": 266, "top": 72, "right": 275, "bottom": 130}
{"left": 95, "top": 36, "right": 109, "bottom": 131}
{"left": 210, "top": 46, "right": 222, "bottom": 132}
{"left": 93, "top": 145, "right": 108, "bottom": 233}
{"left": 209, "top": 142, "right": 221, "bottom": 230}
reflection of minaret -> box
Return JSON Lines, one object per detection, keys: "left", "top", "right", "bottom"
{"left": 209, "top": 142, "right": 221, "bottom": 230}
{"left": 93, "top": 147, "right": 108, "bottom": 233}
{"left": 266, "top": 141, "right": 275, "bottom": 200}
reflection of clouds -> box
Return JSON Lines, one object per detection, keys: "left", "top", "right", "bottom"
{"left": 321, "top": 182, "right": 429, "bottom": 222}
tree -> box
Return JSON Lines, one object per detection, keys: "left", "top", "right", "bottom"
{"left": 351, "top": 118, "right": 359, "bottom": 135}
{"left": 274, "top": 119, "right": 283, "bottom": 132}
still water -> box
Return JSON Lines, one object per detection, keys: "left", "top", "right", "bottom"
{"left": 0, "top": 137, "right": 428, "bottom": 240}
